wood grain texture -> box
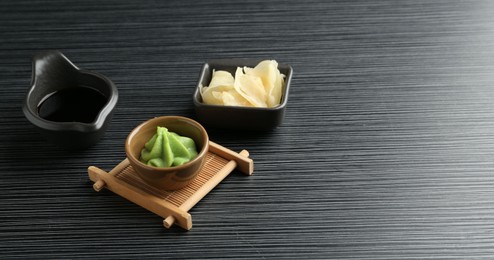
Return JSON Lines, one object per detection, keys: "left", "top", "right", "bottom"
{"left": 2, "top": 0, "right": 494, "bottom": 258}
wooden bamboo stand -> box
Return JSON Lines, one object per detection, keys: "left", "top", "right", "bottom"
{"left": 88, "top": 141, "right": 253, "bottom": 230}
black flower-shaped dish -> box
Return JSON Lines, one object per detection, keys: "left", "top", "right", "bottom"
{"left": 22, "top": 50, "right": 118, "bottom": 150}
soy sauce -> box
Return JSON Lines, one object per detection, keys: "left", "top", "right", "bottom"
{"left": 38, "top": 87, "right": 107, "bottom": 123}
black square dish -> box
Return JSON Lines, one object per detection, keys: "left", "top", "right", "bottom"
{"left": 193, "top": 59, "right": 292, "bottom": 131}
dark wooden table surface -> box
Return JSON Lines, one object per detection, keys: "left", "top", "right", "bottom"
{"left": 2, "top": 0, "right": 494, "bottom": 258}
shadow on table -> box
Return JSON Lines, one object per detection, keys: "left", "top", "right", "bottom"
{"left": 3, "top": 119, "right": 100, "bottom": 173}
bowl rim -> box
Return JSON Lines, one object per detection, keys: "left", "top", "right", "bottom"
{"left": 125, "top": 115, "right": 209, "bottom": 172}
{"left": 193, "top": 59, "right": 293, "bottom": 111}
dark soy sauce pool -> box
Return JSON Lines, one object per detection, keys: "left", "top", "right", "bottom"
{"left": 37, "top": 87, "right": 107, "bottom": 123}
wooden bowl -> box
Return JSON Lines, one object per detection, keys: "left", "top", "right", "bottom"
{"left": 125, "top": 116, "right": 209, "bottom": 190}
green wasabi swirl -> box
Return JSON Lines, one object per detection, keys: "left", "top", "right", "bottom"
{"left": 140, "top": 126, "right": 198, "bottom": 167}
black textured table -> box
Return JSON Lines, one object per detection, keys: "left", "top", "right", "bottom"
{"left": 2, "top": 0, "right": 494, "bottom": 258}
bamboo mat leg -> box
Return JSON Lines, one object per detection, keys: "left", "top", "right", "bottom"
{"left": 88, "top": 166, "right": 193, "bottom": 230}
{"left": 209, "top": 141, "right": 253, "bottom": 175}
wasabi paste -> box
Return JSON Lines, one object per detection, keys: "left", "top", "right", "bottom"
{"left": 140, "top": 126, "right": 198, "bottom": 168}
